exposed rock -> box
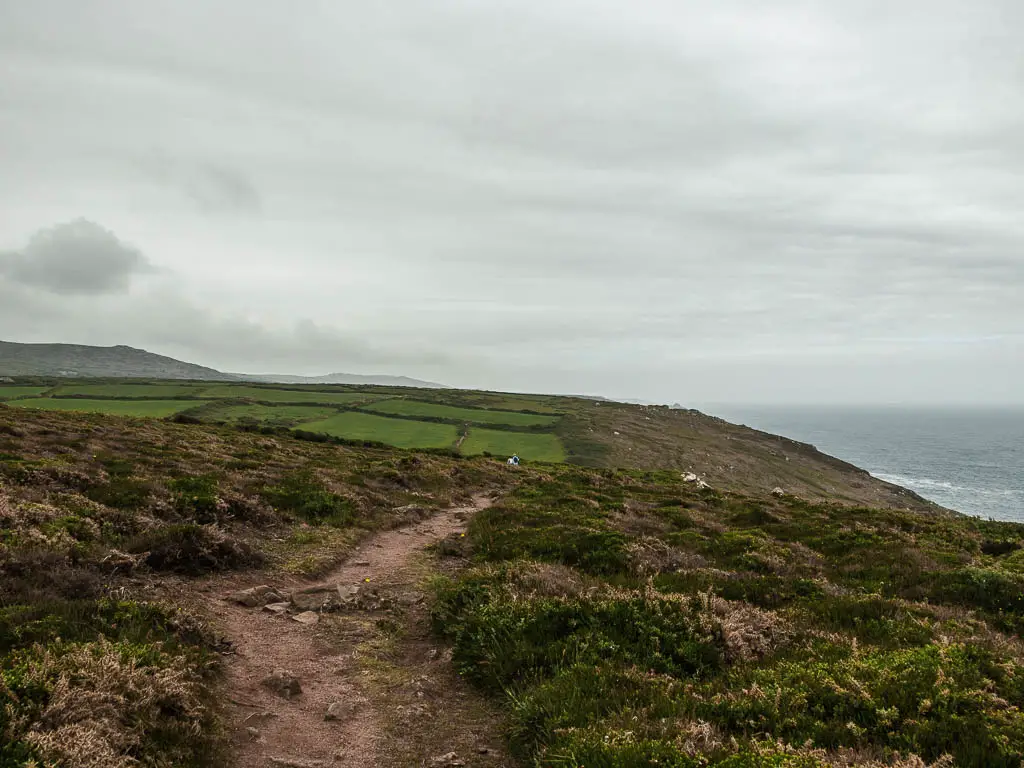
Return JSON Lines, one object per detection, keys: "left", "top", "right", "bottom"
{"left": 263, "top": 602, "right": 291, "bottom": 615}
{"left": 288, "top": 582, "right": 391, "bottom": 613}
{"left": 246, "top": 726, "right": 260, "bottom": 741}
{"left": 261, "top": 669, "right": 301, "bottom": 699}
{"left": 352, "top": 559, "right": 370, "bottom": 566}
{"left": 393, "top": 503, "right": 428, "bottom": 518}
{"left": 430, "top": 752, "right": 465, "bottom": 767}
{"left": 231, "top": 585, "right": 284, "bottom": 608}
{"left": 290, "top": 585, "right": 337, "bottom": 611}
{"left": 336, "top": 583, "right": 361, "bottom": 603}
{"left": 267, "top": 759, "right": 327, "bottom": 768}
{"left": 683, "top": 472, "right": 699, "bottom": 483}
{"left": 291, "top": 611, "right": 320, "bottom": 625}
{"left": 324, "top": 700, "right": 359, "bottom": 721}
{"left": 772, "top": 487, "right": 786, "bottom": 497}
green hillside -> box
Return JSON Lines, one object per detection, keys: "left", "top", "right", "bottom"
{"left": 0, "top": 406, "right": 1021, "bottom": 766}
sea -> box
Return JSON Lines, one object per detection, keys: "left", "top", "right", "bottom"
{"left": 701, "top": 406, "right": 1024, "bottom": 523}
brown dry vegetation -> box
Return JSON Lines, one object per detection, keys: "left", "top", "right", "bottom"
{"left": 2, "top": 401, "right": 1023, "bottom": 767}
{"left": 0, "top": 406, "right": 510, "bottom": 767}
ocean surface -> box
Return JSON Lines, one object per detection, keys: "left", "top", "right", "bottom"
{"left": 703, "top": 406, "right": 1024, "bottom": 523}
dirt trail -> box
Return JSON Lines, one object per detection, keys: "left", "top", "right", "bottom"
{"left": 205, "top": 495, "right": 509, "bottom": 768}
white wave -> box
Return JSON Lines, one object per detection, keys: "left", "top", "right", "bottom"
{"left": 873, "top": 473, "right": 1023, "bottom": 498}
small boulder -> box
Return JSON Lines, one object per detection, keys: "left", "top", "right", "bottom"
{"left": 263, "top": 602, "right": 291, "bottom": 615}
{"left": 292, "top": 611, "right": 320, "bottom": 626}
{"left": 336, "top": 584, "right": 361, "bottom": 605}
{"left": 230, "top": 585, "right": 284, "bottom": 608}
{"left": 772, "top": 487, "right": 786, "bottom": 497}
{"left": 290, "top": 585, "right": 337, "bottom": 611}
{"left": 261, "top": 669, "right": 302, "bottom": 699}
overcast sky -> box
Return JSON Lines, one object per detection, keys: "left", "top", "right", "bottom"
{"left": 1, "top": 0, "right": 1022, "bottom": 406}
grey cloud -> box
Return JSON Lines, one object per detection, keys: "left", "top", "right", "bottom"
{"left": 184, "top": 163, "right": 262, "bottom": 214}
{"left": 1, "top": 1, "right": 1023, "bottom": 404}
{"left": 0, "top": 219, "right": 151, "bottom": 295}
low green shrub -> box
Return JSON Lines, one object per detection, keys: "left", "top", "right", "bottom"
{"left": 260, "top": 471, "right": 354, "bottom": 527}
{"left": 469, "top": 505, "right": 629, "bottom": 575}
{"left": 931, "top": 567, "right": 1024, "bottom": 630}
{"left": 690, "top": 643, "right": 1024, "bottom": 768}
{"left": 85, "top": 476, "right": 152, "bottom": 510}
{"left": 169, "top": 474, "right": 222, "bottom": 523}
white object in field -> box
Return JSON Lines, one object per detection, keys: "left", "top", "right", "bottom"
{"left": 683, "top": 472, "right": 711, "bottom": 490}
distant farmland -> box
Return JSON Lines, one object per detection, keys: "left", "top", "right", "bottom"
{"left": 53, "top": 383, "right": 202, "bottom": 398}
{"left": 9, "top": 398, "right": 200, "bottom": 417}
{"left": 461, "top": 428, "right": 566, "bottom": 462}
{"left": 296, "top": 411, "right": 460, "bottom": 450}
{"left": 0, "top": 386, "right": 49, "bottom": 401}
{"left": 196, "top": 403, "right": 339, "bottom": 427}
{"left": 1, "top": 380, "right": 567, "bottom": 461}
{"left": 364, "top": 398, "right": 558, "bottom": 426}
{"left": 195, "top": 385, "right": 383, "bottom": 405}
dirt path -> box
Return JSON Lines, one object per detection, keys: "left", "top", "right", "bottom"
{"left": 205, "top": 495, "right": 511, "bottom": 768}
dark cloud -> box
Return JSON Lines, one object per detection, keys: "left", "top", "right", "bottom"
{"left": 0, "top": 219, "right": 151, "bottom": 295}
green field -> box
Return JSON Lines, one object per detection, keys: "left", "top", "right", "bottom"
{"left": 198, "top": 403, "right": 339, "bottom": 427}
{"left": 8, "top": 398, "right": 201, "bottom": 417}
{"left": 297, "top": 411, "right": 459, "bottom": 449}
{"left": 0, "top": 386, "right": 49, "bottom": 401}
{"left": 485, "top": 398, "right": 561, "bottom": 414}
{"left": 197, "top": 385, "right": 381, "bottom": 405}
{"left": 53, "top": 383, "right": 204, "bottom": 398}
{"left": 364, "top": 399, "right": 558, "bottom": 427}
{"left": 460, "top": 427, "right": 565, "bottom": 462}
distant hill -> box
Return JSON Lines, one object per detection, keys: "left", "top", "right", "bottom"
{"left": 236, "top": 372, "right": 447, "bottom": 389}
{"left": 0, "top": 341, "right": 236, "bottom": 380}
{"left": 0, "top": 340, "right": 448, "bottom": 388}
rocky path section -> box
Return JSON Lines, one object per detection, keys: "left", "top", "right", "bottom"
{"left": 206, "top": 495, "right": 511, "bottom": 768}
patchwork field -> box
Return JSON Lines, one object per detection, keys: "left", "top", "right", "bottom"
{"left": 52, "top": 382, "right": 203, "bottom": 398}
{"left": 461, "top": 427, "right": 566, "bottom": 462}
{"left": 1, "top": 380, "right": 572, "bottom": 460}
{"left": 296, "top": 410, "right": 460, "bottom": 449}
{"left": 8, "top": 398, "right": 200, "bottom": 417}
{"left": 195, "top": 403, "right": 339, "bottom": 427}
{"left": 195, "top": 385, "right": 381, "bottom": 405}
{"left": 0, "top": 386, "right": 49, "bottom": 400}
{"left": 0, "top": 379, "right": 946, "bottom": 510}
{"left": 364, "top": 398, "right": 558, "bottom": 426}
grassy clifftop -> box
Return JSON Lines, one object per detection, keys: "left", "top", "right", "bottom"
{"left": 3, "top": 404, "right": 1017, "bottom": 766}
{"left": 2, "top": 379, "right": 937, "bottom": 512}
